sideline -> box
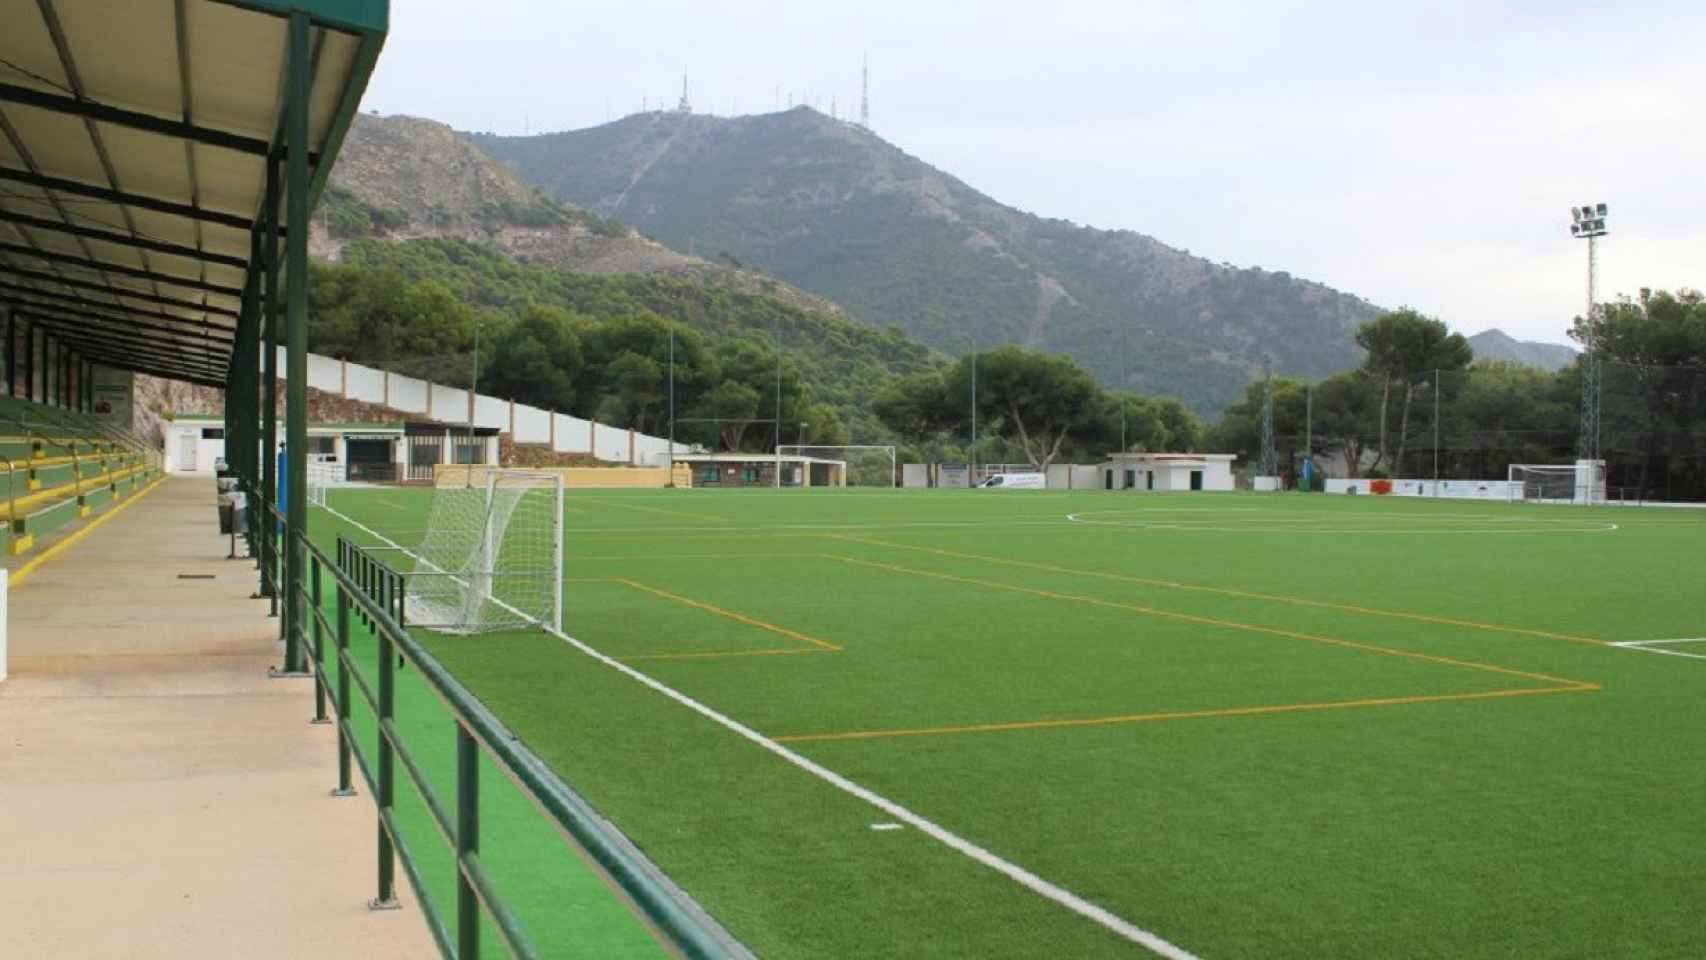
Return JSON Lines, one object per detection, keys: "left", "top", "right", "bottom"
{"left": 10, "top": 474, "right": 166, "bottom": 587}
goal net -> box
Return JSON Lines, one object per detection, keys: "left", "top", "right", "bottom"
{"left": 401, "top": 469, "right": 564, "bottom": 634}
{"left": 306, "top": 461, "right": 344, "bottom": 508}
{"left": 776, "top": 445, "right": 897, "bottom": 488}
{"left": 1508, "top": 461, "right": 1605, "bottom": 504}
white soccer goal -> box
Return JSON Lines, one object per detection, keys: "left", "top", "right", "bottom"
{"left": 402, "top": 469, "right": 564, "bottom": 634}
{"left": 776, "top": 445, "right": 897, "bottom": 488}
{"left": 1508, "top": 461, "right": 1606, "bottom": 504}
{"left": 306, "top": 461, "right": 343, "bottom": 508}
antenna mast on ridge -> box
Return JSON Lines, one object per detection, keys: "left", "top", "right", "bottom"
{"left": 860, "top": 54, "right": 870, "bottom": 128}
{"left": 677, "top": 72, "right": 692, "bottom": 114}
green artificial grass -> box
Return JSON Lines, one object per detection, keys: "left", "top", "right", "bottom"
{"left": 311, "top": 488, "right": 1706, "bottom": 959}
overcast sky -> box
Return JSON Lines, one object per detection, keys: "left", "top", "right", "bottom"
{"left": 362, "top": 1, "right": 1704, "bottom": 347}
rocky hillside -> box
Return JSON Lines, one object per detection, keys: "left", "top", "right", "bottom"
{"left": 1467, "top": 329, "right": 1577, "bottom": 372}
{"left": 316, "top": 113, "right": 854, "bottom": 320}
{"left": 475, "top": 108, "right": 1383, "bottom": 412}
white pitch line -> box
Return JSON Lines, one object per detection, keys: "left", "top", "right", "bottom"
{"left": 1609, "top": 639, "right": 1706, "bottom": 661}
{"left": 322, "top": 505, "right": 1201, "bottom": 959}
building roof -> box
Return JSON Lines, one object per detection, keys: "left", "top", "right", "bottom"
{"left": 673, "top": 452, "right": 847, "bottom": 466}
{"left": 1105, "top": 452, "right": 1237, "bottom": 462}
{"left": 0, "top": 1, "right": 387, "bottom": 387}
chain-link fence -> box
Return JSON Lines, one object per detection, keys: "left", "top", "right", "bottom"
{"left": 1217, "top": 360, "right": 1706, "bottom": 502}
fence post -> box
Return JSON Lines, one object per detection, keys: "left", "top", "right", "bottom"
{"left": 371, "top": 627, "right": 400, "bottom": 910}
{"left": 456, "top": 723, "right": 480, "bottom": 960}
{"left": 311, "top": 554, "right": 328, "bottom": 724}
{"left": 333, "top": 577, "right": 355, "bottom": 798}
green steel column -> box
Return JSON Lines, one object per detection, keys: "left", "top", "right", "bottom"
{"left": 4, "top": 307, "right": 14, "bottom": 397}
{"left": 262, "top": 155, "right": 280, "bottom": 611}
{"left": 282, "top": 10, "right": 310, "bottom": 676}
{"left": 24, "top": 324, "right": 34, "bottom": 402}
{"left": 456, "top": 724, "right": 481, "bottom": 960}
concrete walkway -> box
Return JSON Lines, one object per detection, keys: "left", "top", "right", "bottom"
{"left": 0, "top": 476, "right": 432, "bottom": 958}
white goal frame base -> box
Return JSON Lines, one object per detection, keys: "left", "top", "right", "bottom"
{"left": 1507, "top": 460, "right": 1606, "bottom": 505}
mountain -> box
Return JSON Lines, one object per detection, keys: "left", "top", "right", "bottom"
{"left": 300, "top": 112, "right": 942, "bottom": 439}
{"left": 1467, "top": 330, "right": 1577, "bottom": 372}
{"left": 316, "top": 113, "right": 857, "bottom": 321}
{"left": 474, "top": 108, "right": 1382, "bottom": 412}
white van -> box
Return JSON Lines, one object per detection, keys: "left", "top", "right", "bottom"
{"left": 976, "top": 472, "right": 1045, "bottom": 489}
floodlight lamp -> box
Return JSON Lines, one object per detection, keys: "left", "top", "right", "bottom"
{"left": 1572, "top": 207, "right": 1583, "bottom": 222}
{"left": 1596, "top": 202, "right": 1607, "bottom": 216}
{"left": 1571, "top": 224, "right": 1581, "bottom": 236}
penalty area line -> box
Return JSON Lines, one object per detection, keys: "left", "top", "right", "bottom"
{"left": 319, "top": 504, "right": 1199, "bottom": 958}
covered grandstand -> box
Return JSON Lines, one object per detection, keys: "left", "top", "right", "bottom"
{"left": 0, "top": 5, "right": 751, "bottom": 959}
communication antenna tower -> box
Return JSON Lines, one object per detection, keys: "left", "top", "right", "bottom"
{"left": 1258, "top": 357, "right": 1278, "bottom": 484}
{"left": 860, "top": 55, "right": 870, "bottom": 128}
{"left": 677, "top": 72, "right": 692, "bottom": 114}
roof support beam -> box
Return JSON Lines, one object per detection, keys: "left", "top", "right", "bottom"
{"left": 13, "top": 309, "right": 231, "bottom": 363}
{"left": 0, "top": 241, "right": 243, "bottom": 298}
{"left": 0, "top": 210, "right": 247, "bottom": 269}
{"left": 0, "top": 82, "right": 318, "bottom": 164}
{"left": 51, "top": 346, "right": 222, "bottom": 388}
{"left": 16, "top": 318, "right": 228, "bottom": 377}
{"left": 7, "top": 300, "right": 233, "bottom": 353}
{"left": 0, "top": 263, "right": 239, "bottom": 318}
{"left": 26, "top": 335, "right": 226, "bottom": 384}
{"left": 0, "top": 167, "right": 279, "bottom": 236}
{"left": 0, "top": 282, "right": 235, "bottom": 337}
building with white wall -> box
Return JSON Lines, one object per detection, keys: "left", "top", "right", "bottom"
{"left": 163, "top": 413, "right": 499, "bottom": 480}
{"left": 1100, "top": 453, "right": 1236, "bottom": 492}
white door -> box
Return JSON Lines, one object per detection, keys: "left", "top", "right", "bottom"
{"left": 179, "top": 434, "right": 197, "bottom": 472}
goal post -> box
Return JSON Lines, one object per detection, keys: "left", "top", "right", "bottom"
{"left": 776, "top": 445, "right": 898, "bottom": 488}
{"left": 402, "top": 469, "right": 564, "bottom": 633}
{"left": 1507, "top": 461, "right": 1606, "bottom": 504}
{"left": 306, "top": 460, "right": 343, "bottom": 508}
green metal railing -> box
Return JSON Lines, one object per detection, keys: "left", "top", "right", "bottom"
{"left": 252, "top": 491, "right": 746, "bottom": 960}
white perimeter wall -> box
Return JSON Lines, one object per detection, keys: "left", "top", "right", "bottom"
{"left": 1324, "top": 478, "right": 1519, "bottom": 499}
{"left": 269, "top": 350, "right": 675, "bottom": 464}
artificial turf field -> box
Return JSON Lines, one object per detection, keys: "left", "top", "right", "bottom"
{"left": 311, "top": 488, "right": 1706, "bottom": 959}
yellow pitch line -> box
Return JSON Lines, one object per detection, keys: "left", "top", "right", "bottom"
{"left": 10, "top": 475, "right": 165, "bottom": 586}
{"left": 825, "top": 554, "right": 1594, "bottom": 688}
{"left": 828, "top": 534, "right": 1607, "bottom": 646}
{"left": 773, "top": 684, "right": 1600, "bottom": 744}
{"left": 620, "top": 648, "right": 827, "bottom": 663}
{"left": 568, "top": 552, "right": 823, "bottom": 562}
{"left": 567, "top": 576, "right": 841, "bottom": 651}
{"left": 572, "top": 498, "right": 733, "bottom": 522}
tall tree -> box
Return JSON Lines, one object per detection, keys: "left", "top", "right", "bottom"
{"left": 1393, "top": 319, "right": 1473, "bottom": 474}
{"left": 970, "top": 346, "right": 1103, "bottom": 470}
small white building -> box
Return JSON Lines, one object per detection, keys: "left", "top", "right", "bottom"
{"left": 163, "top": 413, "right": 500, "bottom": 482}
{"left": 1100, "top": 453, "right": 1236, "bottom": 492}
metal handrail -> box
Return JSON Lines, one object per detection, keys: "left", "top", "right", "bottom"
{"left": 251, "top": 489, "right": 748, "bottom": 960}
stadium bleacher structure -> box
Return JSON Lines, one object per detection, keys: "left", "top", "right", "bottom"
{"left": 0, "top": 394, "right": 158, "bottom": 555}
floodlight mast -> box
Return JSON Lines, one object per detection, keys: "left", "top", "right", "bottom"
{"left": 1571, "top": 202, "right": 1608, "bottom": 473}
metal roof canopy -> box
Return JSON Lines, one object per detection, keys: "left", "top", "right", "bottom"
{"left": 0, "top": 0, "right": 386, "bottom": 387}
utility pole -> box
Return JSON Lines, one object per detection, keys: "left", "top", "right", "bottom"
{"left": 1258, "top": 357, "right": 1278, "bottom": 487}
{"left": 1432, "top": 368, "right": 1440, "bottom": 491}
{"left": 774, "top": 316, "right": 783, "bottom": 488}
{"left": 1304, "top": 382, "right": 1313, "bottom": 491}
{"left": 970, "top": 345, "right": 978, "bottom": 486}
{"left": 667, "top": 326, "right": 676, "bottom": 483}
{"left": 467, "top": 316, "right": 480, "bottom": 486}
